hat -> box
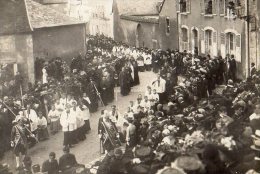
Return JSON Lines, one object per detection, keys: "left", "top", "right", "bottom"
{"left": 156, "top": 167, "right": 185, "bottom": 174}
{"left": 252, "top": 130, "right": 260, "bottom": 140}
{"left": 174, "top": 156, "right": 203, "bottom": 172}
{"left": 162, "top": 129, "right": 170, "bottom": 136}
{"left": 162, "top": 136, "right": 175, "bottom": 145}
{"left": 251, "top": 140, "right": 260, "bottom": 151}
{"left": 131, "top": 164, "right": 150, "bottom": 174}
{"left": 114, "top": 148, "right": 123, "bottom": 156}
{"left": 134, "top": 146, "right": 152, "bottom": 159}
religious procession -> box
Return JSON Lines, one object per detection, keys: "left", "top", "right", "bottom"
{"left": 2, "top": 0, "right": 260, "bottom": 173}
{"left": 0, "top": 32, "right": 259, "bottom": 174}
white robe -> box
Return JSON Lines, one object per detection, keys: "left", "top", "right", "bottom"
{"left": 24, "top": 109, "right": 38, "bottom": 132}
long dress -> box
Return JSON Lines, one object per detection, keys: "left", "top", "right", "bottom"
{"left": 119, "top": 70, "right": 131, "bottom": 96}
{"left": 132, "top": 61, "right": 140, "bottom": 86}
{"left": 86, "top": 81, "right": 99, "bottom": 113}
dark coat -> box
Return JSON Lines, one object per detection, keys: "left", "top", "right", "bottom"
{"left": 59, "top": 153, "right": 77, "bottom": 172}
{"left": 42, "top": 159, "right": 59, "bottom": 174}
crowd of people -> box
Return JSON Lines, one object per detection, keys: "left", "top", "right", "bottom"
{"left": 87, "top": 36, "right": 260, "bottom": 174}
{"left": 1, "top": 34, "right": 260, "bottom": 174}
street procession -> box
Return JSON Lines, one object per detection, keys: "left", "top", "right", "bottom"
{"left": 2, "top": 0, "right": 260, "bottom": 174}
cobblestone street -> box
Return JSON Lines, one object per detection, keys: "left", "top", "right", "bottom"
{"left": 0, "top": 71, "right": 157, "bottom": 172}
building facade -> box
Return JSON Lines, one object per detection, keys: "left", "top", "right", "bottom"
{"left": 0, "top": 0, "right": 86, "bottom": 85}
{"left": 177, "top": 0, "right": 260, "bottom": 79}
{"left": 113, "top": 0, "right": 164, "bottom": 49}
{"left": 0, "top": 0, "right": 34, "bottom": 84}
{"left": 158, "top": 0, "right": 179, "bottom": 50}
{"left": 88, "top": 0, "right": 114, "bottom": 38}
{"left": 27, "top": 0, "right": 86, "bottom": 63}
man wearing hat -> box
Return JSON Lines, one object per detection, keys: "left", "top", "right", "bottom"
{"left": 126, "top": 116, "right": 137, "bottom": 148}
{"left": 11, "top": 117, "right": 34, "bottom": 169}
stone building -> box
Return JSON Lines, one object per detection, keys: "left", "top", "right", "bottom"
{"left": 0, "top": 0, "right": 86, "bottom": 85}
{"left": 177, "top": 0, "right": 260, "bottom": 78}
{"left": 158, "top": 0, "right": 179, "bottom": 50}
{"left": 0, "top": 0, "right": 34, "bottom": 84}
{"left": 113, "top": 0, "right": 163, "bottom": 49}
{"left": 88, "top": 0, "right": 114, "bottom": 38}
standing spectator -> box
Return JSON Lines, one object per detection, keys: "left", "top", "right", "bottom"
{"left": 36, "top": 112, "right": 49, "bottom": 141}
{"left": 151, "top": 74, "right": 166, "bottom": 103}
{"left": 251, "top": 63, "right": 257, "bottom": 77}
{"left": 229, "top": 54, "right": 237, "bottom": 82}
{"left": 42, "top": 152, "right": 59, "bottom": 174}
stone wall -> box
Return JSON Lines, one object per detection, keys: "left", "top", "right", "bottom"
{"left": 32, "top": 24, "right": 86, "bottom": 63}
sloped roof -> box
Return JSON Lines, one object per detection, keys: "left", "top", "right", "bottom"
{"left": 26, "top": 0, "right": 85, "bottom": 29}
{"left": 120, "top": 14, "right": 159, "bottom": 24}
{"left": 115, "top": 0, "right": 164, "bottom": 16}
{"left": 0, "top": 0, "right": 32, "bottom": 35}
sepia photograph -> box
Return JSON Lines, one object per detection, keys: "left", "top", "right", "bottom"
{"left": 0, "top": 0, "right": 260, "bottom": 173}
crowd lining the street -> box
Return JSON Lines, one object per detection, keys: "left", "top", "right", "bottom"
{"left": 1, "top": 34, "right": 260, "bottom": 174}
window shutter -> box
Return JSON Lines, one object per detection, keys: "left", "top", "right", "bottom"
{"left": 219, "top": 0, "right": 225, "bottom": 15}
{"left": 212, "top": 0, "right": 217, "bottom": 14}
{"left": 212, "top": 31, "right": 218, "bottom": 56}
{"left": 236, "top": 34, "right": 241, "bottom": 62}
{"left": 220, "top": 32, "right": 226, "bottom": 58}
{"left": 200, "top": 0, "right": 204, "bottom": 14}
{"left": 187, "top": 0, "right": 191, "bottom": 13}
{"left": 176, "top": 0, "right": 180, "bottom": 12}
{"left": 201, "top": 29, "right": 205, "bottom": 54}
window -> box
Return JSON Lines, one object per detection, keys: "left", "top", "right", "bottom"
{"left": 205, "top": 30, "right": 212, "bottom": 46}
{"left": 219, "top": 0, "right": 242, "bottom": 18}
{"left": 226, "top": 32, "right": 235, "bottom": 53}
{"left": 180, "top": 0, "right": 187, "bottom": 12}
{"left": 205, "top": 29, "right": 213, "bottom": 54}
{"left": 181, "top": 27, "right": 189, "bottom": 51}
{"left": 166, "top": 17, "right": 170, "bottom": 34}
{"left": 205, "top": 0, "right": 213, "bottom": 14}
{"left": 181, "top": 28, "right": 188, "bottom": 42}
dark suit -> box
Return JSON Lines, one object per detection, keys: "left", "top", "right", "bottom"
{"left": 42, "top": 159, "right": 59, "bottom": 174}
{"left": 59, "top": 153, "right": 77, "bottom": 172}
{"left": 229, "top": 58, "right": 236, "bottom": 81}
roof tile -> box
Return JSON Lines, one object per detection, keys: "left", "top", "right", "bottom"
{"left": 26, "top": 0, "right": 85, "bottom": 29}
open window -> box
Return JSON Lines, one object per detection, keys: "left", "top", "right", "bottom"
{"left": 205, "top": 0, "right": 213, "bottom": 14}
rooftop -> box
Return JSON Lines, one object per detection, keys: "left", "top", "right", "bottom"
{"left": 26, "top": 0, "right": 86, "bottom": 29}
{"left": 114, "top": 0, "right": 163, "bottom": 16}
{"left": 120, "top": 14, "right": 159, "bottom": 24}
{"left": 0, "top": 0, "right": 32, "bottom": 35}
